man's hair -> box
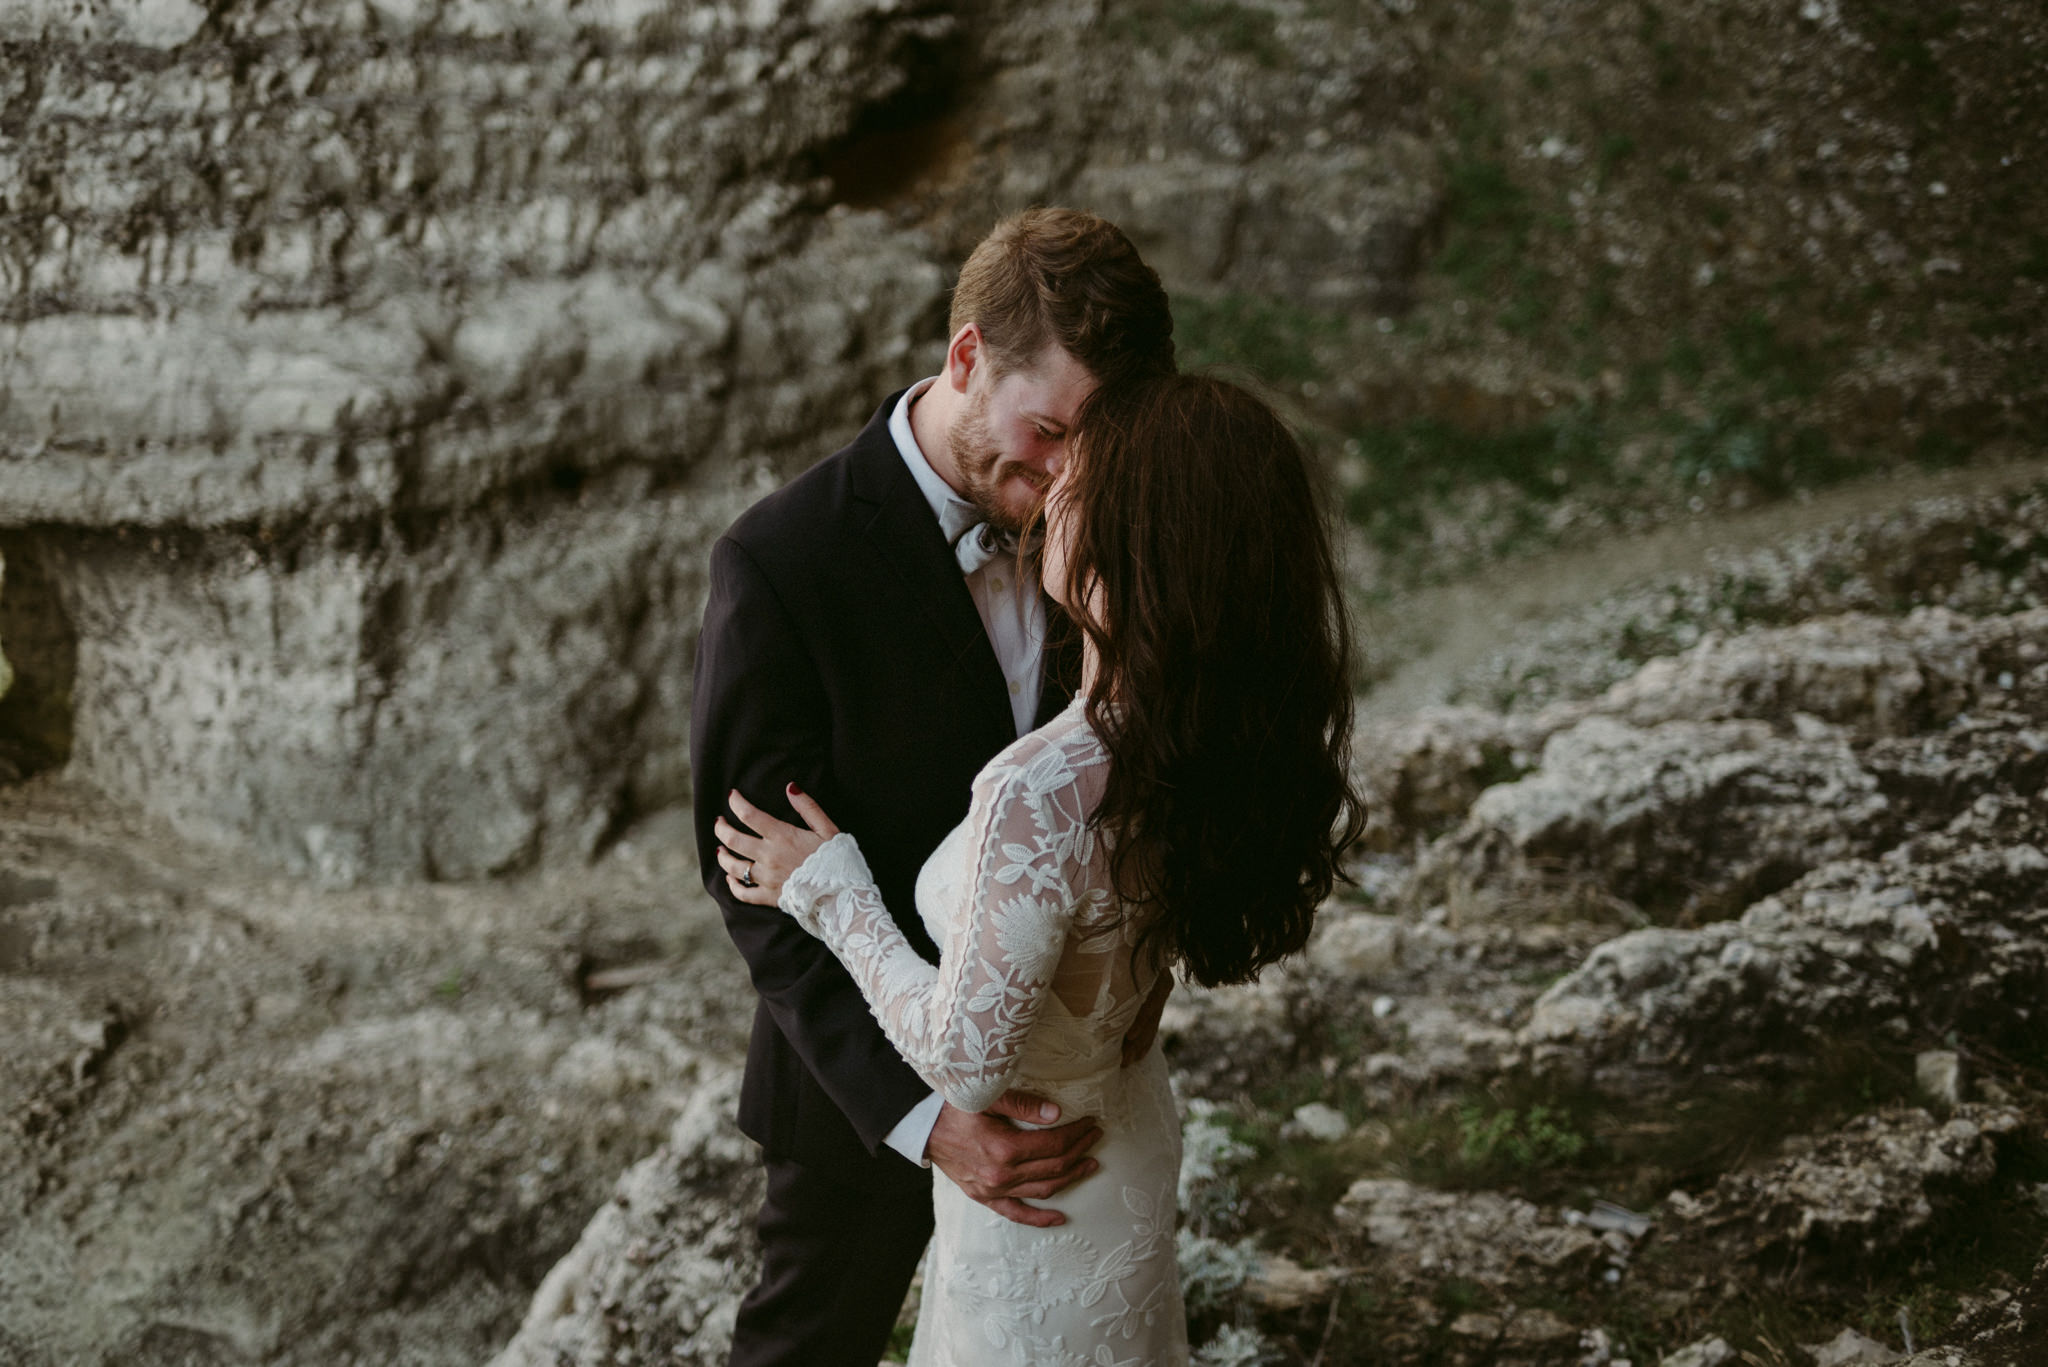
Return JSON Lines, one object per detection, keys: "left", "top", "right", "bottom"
{"left": 948, "top": 207, "right": 1176, "bottom": 385}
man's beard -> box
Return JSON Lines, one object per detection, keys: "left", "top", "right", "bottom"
{"left": 946, "top": 394, "right": 1037, "bottom": 534}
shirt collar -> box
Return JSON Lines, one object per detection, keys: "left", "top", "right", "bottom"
{"left": 889, "top": 376, "right": 979, "bottom": 542}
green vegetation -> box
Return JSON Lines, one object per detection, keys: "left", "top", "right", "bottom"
{"left": 1845, "top": 0, "right": 1964, "bottom": 124}
{"left": 1165, "top": 110, "right": 1889, "bottom": 577}
{"left": 1209, "top": 1038, "right": 1937, "bottom": 1243}
{"left": 1670, "top": 403, "right": 1852, "bottom": 493}
{"left": 1455, "top": 1103, "right": 1590, "bottom": 1176}
{"left": 1172, "top": 280, "right": 1879, "bottom": 572}
{"left": 1435, "top": 154, "right": 1535, "bottom": 297}
{"left": 1342, "top": 406, "right": 1609, "bottom": 549}
{"left": 1636, "top": 3, "right": 1687, "bottom": 94}
{"left": 1595, "top": 132, "right": 1636, "bottom": 188}
{"left": 1173, "top": 292, "right": 1341, "bottom": 386}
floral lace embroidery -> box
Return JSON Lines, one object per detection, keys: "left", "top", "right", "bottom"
{"left": 777, "top": 706, "right": 1188, "bottom": 1365}
{"left": 779, "top": 722, "right": 1119, "bottom": 1113}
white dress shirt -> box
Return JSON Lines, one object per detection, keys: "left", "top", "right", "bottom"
{"left": 880, "top": 377, "right": 1048, "bottom": 1165}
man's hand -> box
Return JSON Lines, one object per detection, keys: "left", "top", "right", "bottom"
{"left": 925, "top": 1091, "right": 1101, "bottom": 1228}
{"left": 1121, "top": 971, "right": 1173, "bottom": 1067}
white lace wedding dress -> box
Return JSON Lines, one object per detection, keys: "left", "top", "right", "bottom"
{"left": 779, "top": 695, "right": 1188, "bottom": 1366}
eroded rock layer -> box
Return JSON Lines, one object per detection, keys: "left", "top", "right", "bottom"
{"left": 7, "top": 0, "right": 2045, "bottom": 879}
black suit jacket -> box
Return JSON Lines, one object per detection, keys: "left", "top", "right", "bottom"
{"left": 691, "top": 391, "right": 1076, "bottom": 1173}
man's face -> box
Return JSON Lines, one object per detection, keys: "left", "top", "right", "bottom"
{"left": 946, "top": 344, "right": 1097, "bottom": 533}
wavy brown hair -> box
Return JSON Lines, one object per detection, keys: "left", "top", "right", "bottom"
{"left": 949, "top": 207, "right": 1176, "bottom": 386}
{"left": 1051, "top": 373, "right": 1366, "bottom": 987}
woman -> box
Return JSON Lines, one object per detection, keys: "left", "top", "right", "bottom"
{"left": 716, "top": 372, "right": 1364, "bottom": 1364}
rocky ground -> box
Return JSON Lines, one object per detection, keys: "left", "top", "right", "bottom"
{"left": 1146, "top": 480, "right": 2048, "bottom": 1366}
{"left": 0, "top": 791, "right": 753, "bottom": 1365}
{"left": 466, "top": 480, "right": 2048, "bottom": 1367}
{"left": 3, "top": 486, "right": 2044, "bottom": 1366}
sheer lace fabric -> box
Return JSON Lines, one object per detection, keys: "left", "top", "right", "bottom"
{"left": 780, "top": 698, "right": 1188, "bottom": 1365}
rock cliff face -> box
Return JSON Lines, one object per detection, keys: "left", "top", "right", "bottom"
{"left": 2, "top": 0, "right": 958, "bottom": 879}
{"left": 5, "top": 0, "right": 2044, "bottom": 880}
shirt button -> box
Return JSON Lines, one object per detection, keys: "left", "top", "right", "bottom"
{"left": 1009, "top": 681, "right": 1022, "bottom": 695}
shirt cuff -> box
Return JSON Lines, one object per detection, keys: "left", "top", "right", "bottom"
{"left": 882, "top": 1091, "right": 945, "bottom": 1167}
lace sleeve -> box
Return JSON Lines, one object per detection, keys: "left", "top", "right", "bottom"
{"left": 779, "top": 741, "right": 1098, "bottom": 1113}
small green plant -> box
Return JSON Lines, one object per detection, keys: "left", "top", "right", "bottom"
{"left": 1457, "top": 1103, "right": 1589, "bottom": 1172}
{"left": 1672, "top": 403, "right": 1858, "bottom": 495}
{"left": 434, "top": 970, "right": 464, "bottom": 1000}
{"left": 1850, "top": 0, "right": 1963, "bottom": 123}
{"left": 1192, "top": 1323, "right": 1282, "bottom": 1367}
{"left": 1434, "top": 155, "right": 1534, "bottom": 294}
{"left": 1723, "top": 311, "right": 1828, "bottom": 400}
{"left": 1181, "top": 1099, "right": 1257, "bottom": 1235}
{"left": 1342, "top": 404, "right": 1614, "bottom": 551}
{"left": 1637, "top": 4, "right": 1685, "bottom": 93}
{"left": 1596, "top": 131, "right": 1637, "bottom": 186}
{"left": 1178, "top": 1230, "right": 1265, "bottom": 1314}
{"left": 1913, "top": 428, "right": 1970, "bottom": 469}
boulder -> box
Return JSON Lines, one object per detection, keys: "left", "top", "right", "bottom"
{"left": 1594, "top": 608, "right": 2016, "bottom": 738}
{"left": 1673, "top": 1106, "right": 2023, "bottom": 1262}
{"left": 1898, "top": 1244, "right": 2048, "bottom": 1366}
{"left": 1350, "top": 706, "right": 1537, "bottom": 850}
{"left": 1333, "top": 1178, "right": 1603, "bottom": 1287}
{"left": 1662, "top": 1338, "right": 1736, "bottom": 1367}
{"left": 489, "top": 1069, "right": 762, "bottom": 1367}
{"left": 1520, "top": 792, "right": 2048, "bottom": 1070}
{"left": 1419, "top": 713, "right": 1894, "bottom": 924}
{"left": 1804, "top": 1328, "right": 1907, "bottom": 1366}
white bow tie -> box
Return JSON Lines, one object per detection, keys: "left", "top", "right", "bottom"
{"left": 953, "top": 521, "right": 1017, "bottom": 575}
{"left": 939, "top": 501, "right": 1028, "bottom": 576}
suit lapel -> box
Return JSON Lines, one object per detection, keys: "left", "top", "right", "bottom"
{"left": 849, "top": 405, "right": 1017, "bottom": 744}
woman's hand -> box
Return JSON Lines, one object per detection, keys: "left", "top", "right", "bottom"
{"left": 715, "top": 784, "right": 842, "bottom": 906}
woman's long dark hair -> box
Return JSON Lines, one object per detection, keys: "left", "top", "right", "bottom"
{"left": 1052, "top": 373, "right": 1366, "bottom": 987}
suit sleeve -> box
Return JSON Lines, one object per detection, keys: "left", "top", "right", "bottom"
{"left": 690, "top": 534, "right": 935, "bottom": 1154}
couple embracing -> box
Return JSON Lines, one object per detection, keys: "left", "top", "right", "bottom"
{"left": 691, "top": 207, "right": 1364, "bottom": 1367}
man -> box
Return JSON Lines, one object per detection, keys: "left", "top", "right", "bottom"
{"left": 690, "top": 207, "right": 1177, "bottom": 1367}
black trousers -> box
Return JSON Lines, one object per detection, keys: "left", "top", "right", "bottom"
{"left": 727, "top": 1150, "right": 935, "bottom": 1367}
